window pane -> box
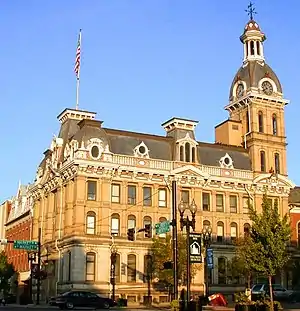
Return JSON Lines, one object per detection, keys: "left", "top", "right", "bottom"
{"left": 87, "top": 181, "right": 97, "bottom": 200}
{"left": 127, "top": 255, "right": 136, "bottom": 282}
{"left": 217, "top": 225, "right": 224, "bottom": 236}
{"left": 158, "top": 189, "right": 166, "bottom": 207}
{"left": 128, "top": 218, "right": 135, "bottom": 229}
{"left": 182, "top": 190, "right": 189, "bottom": 204}
{"left": 143, "top": 187, "right": 152, "bottom": 206}
{"left": 243, "top": 197, "right": 250, "bottom": 214}
{"left": 86, "top": 253, "right": 95, "bottom": 281}
{"left": 216, "top": 194, "right": 224, "bottom": 212}
{"left": 111, "top": 217, "right": 119, "bottom": 235}
{"left": 230, "top": 195, "right": 237, "bottom": 213}
{"left": 128, "top": 185, "right": 136, "bottom": 205}
{"left": 87, "top": 215, "right": 95, "bottom": 234}
{"left": 202, "top": 193, "right": 210, "bottom": 211}
{"left": 112, "top": 184, "right": 120, "bottom": 203}
{"left": 231, "top": 225, "right": 237, "bottom": 237}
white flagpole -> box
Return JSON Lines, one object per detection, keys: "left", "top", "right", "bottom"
{"left": 75, "top": 29, "right": 82, "bottom": 110}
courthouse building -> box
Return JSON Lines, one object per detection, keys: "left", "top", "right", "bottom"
{"left": 29, "top": 17, "right": 296, "bottom": 301}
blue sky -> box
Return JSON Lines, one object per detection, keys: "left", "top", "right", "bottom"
{"left": 1, "top": 0, "right": 299, "bottom": 201}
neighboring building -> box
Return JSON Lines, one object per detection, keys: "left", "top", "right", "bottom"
{"left": 5, "top": 183, "right": 33, "bottom": 286}
{"left": 289, "top": 187, "right": 300, "bottom": 246}
{"left": 29, "top": 16, "right": 295, "bottom": 302}
{"left": 0, "top": 200, "right": 11, "bottom": 251}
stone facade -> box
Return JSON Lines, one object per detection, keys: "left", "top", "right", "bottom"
{"left": 27, "top": 17, "right": 297, "bottom": 302}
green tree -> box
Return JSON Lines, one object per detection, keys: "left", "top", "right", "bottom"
{"left": 150, "top": 233, "right": 202, "bottom": 287}
{"left": 248, "top": 194, "right": 291, "bottom": 309}
{"left": 0, "top": 251, "right": 15, "bottom": 294}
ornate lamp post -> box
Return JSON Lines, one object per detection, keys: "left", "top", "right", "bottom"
{"left": 178, "top": 199, "right": 197, "bottom": 308}
{"left": 27, "top": 251, "right": 36, "bottom": 303}
{"left": 202, "top": 226, "right": 212, "bottom": 297}
{"left": 110, "top": 245, "right": 118, "bottom": 302}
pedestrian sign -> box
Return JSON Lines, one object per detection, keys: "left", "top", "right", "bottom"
{"left": 189, "top": 233, "right": 202, "bottom": 263}
{"left": 155, "top": 221, "right": 170, "bottom": 235}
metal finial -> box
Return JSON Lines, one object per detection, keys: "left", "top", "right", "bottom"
{"left": 245, "top": 1, "right": 257, "bottom": 20}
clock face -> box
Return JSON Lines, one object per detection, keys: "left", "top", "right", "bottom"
{"left": 262, "top": 81, "right": 273, "bottom": 95}
{"left": 236, "top": 83, "right": 244, "bottom": 98}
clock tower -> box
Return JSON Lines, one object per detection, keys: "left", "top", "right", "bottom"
{"left": 215, "top": 12, "right": 289, "bottom": 176}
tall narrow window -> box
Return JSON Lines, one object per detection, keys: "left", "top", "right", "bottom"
{"left": 246, "top": 111, "right": 250, "bottom": 133}
{"left": 86, "top": 211, "right": 96, "bottom": 235}
{"left": 158, "top": 217, "right": 167, "bottom": 238}
{"left": 185, "top": 142, "right": 191, "bottom": 162}
{"left": 181, "top": 190, "right": 189, "bottom": 204}
{"left": 243, "top": 197, "right": 250, "bottom": 214}
{"left": 250, "top": 41, "right": 255, "bottom": 55}
{"left": 127, "top": 254, "right": 136, "bottom": 282}
{"left": 203, "top": 220, "right": 211, "bottom": 229}
{"left": 115, "top": 254, "right": 120, "bottom": 283}
{"left": 67, "top": 251, "right": 72, "bottom": 282}
{"left": 260, "top": 151, "right": 266, "bottom": 172}
{"left": 111, "top": 214, "right": 120, "bottom": 236}
{"left": 218, "top": 257, "right": 227, "bottom": 285}
{"left": 86, "top": 252, "right": 96, "bottom": 282}
{"left": 87, "top": 180, "right": 97, "bottom": 201}
{"left": 202, "top": 193, "right": 210, "bottom": 211}
{"left": 158, "top": 189, "right": 167, "bottom": 207}
{"left": 216, "top": 194, "right": 224, "bottom": 212}
{"left": 217, "top": 221, "right": 224, "bottom": 242}
{"left": 143, "top": 255, "right": 152, "bottom": 283}
{"left": 143, "top": 216, "right": 152, "bottom": 238}
{"left": 256, "top": 41, "right": 260, "bottom": 55}
{"left": 229, "top": 195, "right": 238, "bottom": 213}
{"left": 191, "top": 147, "right": 196, "bottom": 163}
{"left": 143, "top": 187, "right": 152, "bottom": 206}
{"left": 111, "top": 184, "right": 120, "bottom": 203}
{"left": 180, "top": 146, "right": 184, "bottom": 161}
{"left": 258, "top": 111, "right": 264, "bottom": 133}
{"left": 230, "top": 223, "right": 238, "bottom": 242}
{"left": 127, "top": 215, "right": 136, "bottom": 229}
{"left": 244, "top": 223, "right": 251, "bottom": 237}
{"left": 275, "top": 153, "right": 280, "bottom": 174}
{"left": 272, "top": 114, "right": 278, "bottom": 135}
{"left": 128, "top": 185, "right": 136, "bottom": 205}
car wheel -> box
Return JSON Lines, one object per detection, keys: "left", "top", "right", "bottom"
{"left": 103, "top": 301, "right": 110, "bottom": 309}
{"left": 66, "top": 302, "right": 74, "bottom": 309}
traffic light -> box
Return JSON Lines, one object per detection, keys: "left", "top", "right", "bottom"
{"left": 127, "top": 228, "right": 135, "bottom": 241}
{"left": 145, "top": 224, "right": 151, "bottom": 238}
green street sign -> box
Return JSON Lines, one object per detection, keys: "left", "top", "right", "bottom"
{"left": 155, "top": 221, "right": 170, "bottom": 235}
{"left": 13, "top": 240, "right": 38, "bottom": 251}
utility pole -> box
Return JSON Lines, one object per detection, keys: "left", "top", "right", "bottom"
{"left": 171, "top": 180, "right": 178, "bottom": 300}
{"left": 36, "top": 228, "right": 41, "bottom": 305}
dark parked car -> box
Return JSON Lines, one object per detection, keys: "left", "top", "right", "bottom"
{"left": 251, "top": 283, "right": 294, "bottom": 301}
{"left": 49, "top": 296, "right": 57, "bottom": 306}
{"left": 56, "top": 291, "right": 114, "bottom": 309}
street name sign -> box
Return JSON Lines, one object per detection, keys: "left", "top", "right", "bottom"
{"left": 13, "top": 240, "right": 38, "bottom": 251}
{"left": 206, "top": 248, "right": 214, "bottom": 269}
{"left": 189, "top": 233, "right": 202, "bottom": 263}
{"left": 155, "top": 221, "right": 170, "bottom": 235}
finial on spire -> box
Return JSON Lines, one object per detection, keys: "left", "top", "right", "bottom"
{"left": 245, "top": 1, "right": 257, "bottom": 20}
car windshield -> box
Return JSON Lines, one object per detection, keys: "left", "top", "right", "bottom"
{"left": 62, "top": 292, "right": 71, "bottom": 296}
{"left": 252, "top": 285, "right": 263, "bottom": 291}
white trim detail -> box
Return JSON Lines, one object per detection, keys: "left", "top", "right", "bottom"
{"left": 219, "top": 153, "right": 234, "bottom": 169}
{"left": 133, "top": 141, "right": 150, "bottom": 158}
{"left": 232, "top": 81, "right": 247, "bottom": 99}
{"left": 253, "top": 173, "right": 295, "bottom": 189}
{"left": 258, "top": 77, "right": 278, "bottom": 94}
{"left": 87, "top": 138, "right": 104, "bottom": 160}
{"left": 170, "top": 164, "right": 210, "bottom": 179}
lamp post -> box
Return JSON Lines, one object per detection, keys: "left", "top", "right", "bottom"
{"left": 202, "top": 226, "right": 212, "bottom": 297}
{"left": 28, "top": 252, "right": 36, "bottom": 304}
{"left": 110, "top": 245, "right": 117, "bottom": 303}
{"left": 178, "top": 199, "right": 197, "bottom": 307}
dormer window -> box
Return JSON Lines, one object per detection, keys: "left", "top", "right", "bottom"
{"left": 177, "top": 133, "right": 198, "bottom": 163}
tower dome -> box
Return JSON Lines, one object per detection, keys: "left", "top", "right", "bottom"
{"left": 229, "top": 17, "right": 283, "bottom": 101}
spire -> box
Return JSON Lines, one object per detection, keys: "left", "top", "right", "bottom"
{"left": 240, "top": 2, "right": 266, "bottom": 64}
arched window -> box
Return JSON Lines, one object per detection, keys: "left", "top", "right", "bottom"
{"left": 127, "top": 254, "right": 136, "bottom": 282}
{"left": 256, "top": 41, "right": 260, "bottom": 55}
{"left": 297, "top": 223, "right": 300, "bottom": 246}
{"left": 127, "top": 215, "right": 136, "bottom": 229}
{"left": 250, "top": 41, "right": 255, "bottom": 55}
{"left": 246, "top": 110, "right": 250, "bottom": 133}
{"left": 185, "top": 142, "right": 191, "bottom": 162}
{"left": 260, "top": 151, "right": 266, "bottom": 172}
{"left": 230, "top": 222, "right": 238, "bottom": 242}
{"left": 203, "top": 220, "right": 211, "bottom": 229}
{"left": 258, "top": 111, "right": 264, "bottom": 133}
{"left": 86, "top": 211, "right": 96, "bottom": 235}
{"left": 218, "top": 257, "right": 227, "bottom": 284}
{"left": 111, "top": 213, "right": 120, "bottom": 236}
{"left": 158, "top": 217, "right": 167, "bottom": 238}
{"left": 143, "top": 254, "right": 152, "bottom": 283}
{"left": 67, "top": 251, "right": 72, "bottom": 282}
{"left": 86, "top": 252, "right": 96, "bottom": 282}
{"left": 180, "top": 146, "right": 184, "bottom": 161}
{"left": 217, "top": 221, "right": 224, "bottom": 243}
{"left": 192, "top": 147, "right": 196, "bottom": 163}
{"left": 275, "top": 153, "right": 280, "bottom": 174}
{"left": 143, "top": 216, "right": 152, "bottom": 238}
{"left": 272, "top": 114, "right": 278, "bottom": 135}
{"left": 114, "top": 253, "right": 121, "bottom": 283}
{"left": 244, "top": 223, "right": 251, "bottom": 237}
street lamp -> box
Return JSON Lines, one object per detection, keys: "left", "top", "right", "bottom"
{"left": 110, "top": 245, "right": 118, "bottom": 303}
{"left": 202, "top": 226, "right": 212, "bottom": 297}
{"left": 27, "top": 251, "right": 36, "bottom": 304}
{"left": 178, "top": 198, "right": 197, "bottom": 307}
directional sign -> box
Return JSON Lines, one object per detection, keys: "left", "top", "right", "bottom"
{"left": 155, "top": 221, "right": 170, "bottom": 235}
{"left": 206, "top": 248, "right": 214, "bottom": 269}
{"left": 189, "top": 233, "right": 202, "bottom": 263}
{"left": 13, "top": 240, "right": 38, "bottom": 251}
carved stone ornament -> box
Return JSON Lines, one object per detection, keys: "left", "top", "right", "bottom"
{"left": 87, "top": 138, "right": 105, "bottom": 160}
{"left": 219, "top": 153, "right": 234, "bottom": 169}
{"left": 133, "top": 141, "right": 150, "bottom": 158}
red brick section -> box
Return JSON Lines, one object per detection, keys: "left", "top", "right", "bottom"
{"left": 5, "top": 218, "right": 32, "bottom": 273}
{"left": 290, "top": 212, "right": 300, "bottom": 245}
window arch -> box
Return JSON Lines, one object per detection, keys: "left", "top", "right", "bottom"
{"left": 272, "top": 114, "right": 278, "bottom": 135}
{"left": 246, "top": 110, "right": 250, "bottom": 133}
{"left": 275, "top": 153, "right": 280, "bottom": 174}
{"left": 67, "top": 251, "right": 72, "bottom": 282}
{"left": 218, "top": 257, "right": 227, "bottom": 284}
{"left": 203, "top": 220, "right": 211, "bottom": 229}
{"left": 86, "top": 211, "right": 96, "bottom": 235}
{"left": 180, "top": 146, "right": 184, "bottom": 161}
{"left": 217, "top": 221, "right": 224, "bottom": 243}
{"left": 230, "top": 222, "right": 238, "bottom": 242}
{"left": 143, "top": 216, "right": 152, "bottom": 238}
{"left": 250, "top": 41, "right": 255, "bottom": 55}
{"left": 143, "top": 254, "right": 152, "bottom": 283}
{"left": 111, "top": 213, "right": 120, "bottom": 236}
{"left": 127, "top": 215, "right": 136, "bottom": 229}
{"left": 127, "top": 254, "right": 136, "bottom": 282}
{"left": 244, "top": 223, "right": 251, "bottom": 237}
{"left": 258, "top": 111, "right": 264, "bottom": 133}
{"left": 260, "top": 150, "right": 266, "bottom": 172}
{"left": 256, "top": 41, "right": 260, "bottom": 55}
{"left": 185, "top": 142, "right": 191, "bottom": 162}
{"left": 192, "top": 147, "right": 196, "bottom": 163}
{"left": 86, "top": 252, "right": 96, "bottom": 282}
{"left": 158, "top": 217, "right": 167, "bottom": 238}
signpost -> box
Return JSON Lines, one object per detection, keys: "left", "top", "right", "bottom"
{"left": 155, "top": 221, "right": 170, "bottom": 235}
{"left": 13, "top": 240, "right": 38, "bottom": 251}
{"left": 189, "top": 233, "right": 202, "bottom": 263}
{"left": 206, "top": 248, "right": 214, "bottom": 269}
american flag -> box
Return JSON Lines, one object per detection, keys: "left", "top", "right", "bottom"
{"left": 74, "top": 30, "right": 81, "bottom": 78}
